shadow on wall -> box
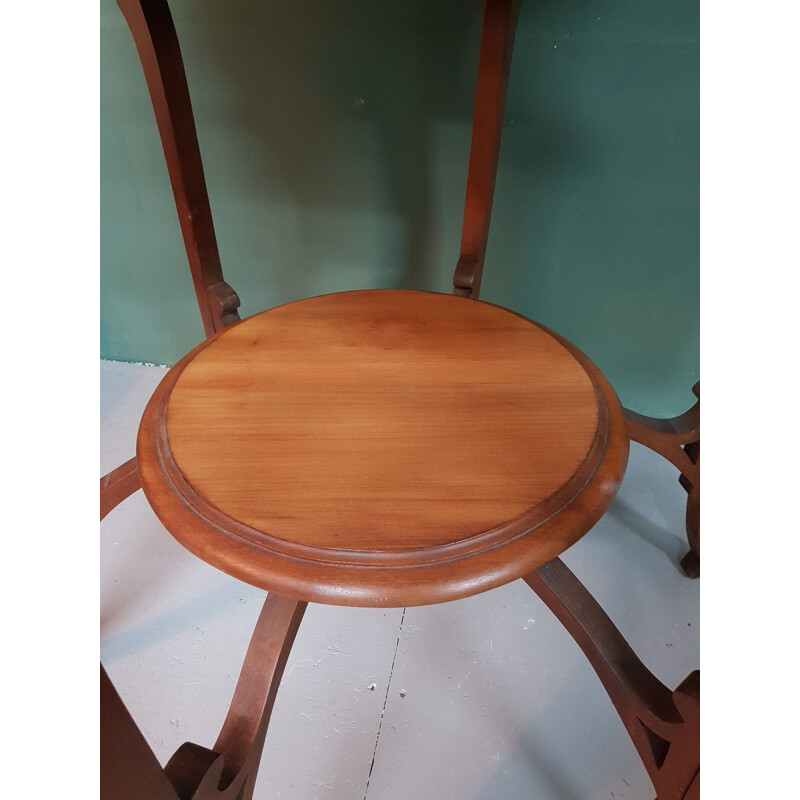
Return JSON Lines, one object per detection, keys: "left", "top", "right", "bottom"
{"left": 177, "top": 0, "right": 483, "bottom": 298}
{"left": 101, "top": 0, "right": 483, "bottom": 366}
{"left": 101, "top": 0, "right": 698, "bottom": 416}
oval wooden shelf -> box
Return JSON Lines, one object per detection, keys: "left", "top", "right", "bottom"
{"left": 137, "top": 290, "right": 628, "bottom": 606}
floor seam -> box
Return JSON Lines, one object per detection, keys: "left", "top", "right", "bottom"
{"left": 362, "top": 607, "right": 406, "bottom": 800}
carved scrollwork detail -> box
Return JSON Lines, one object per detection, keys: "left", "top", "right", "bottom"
{"left": 207, "top": 281, "right": 241, "bottom": 330}
{"left": 525, "top": 558, "right": 699, "bottom": 800}
{"left": 624, "top": 382, "right": 700, "bottom": 578}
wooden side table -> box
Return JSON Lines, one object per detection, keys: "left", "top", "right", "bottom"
{"left": 101, "top": 2, "right": 700, "bottom": 798}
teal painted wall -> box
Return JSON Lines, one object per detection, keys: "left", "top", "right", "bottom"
{"left": 101, "top": 0, "right": 698, "bottom": 416}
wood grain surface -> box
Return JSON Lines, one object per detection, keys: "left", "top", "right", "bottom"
{"left": 137, "top": 290, "right": 628, "bottom": 606}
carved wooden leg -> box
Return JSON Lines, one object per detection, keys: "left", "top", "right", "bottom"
{"left": 624, "top": 382, "right": 700, "bottom": 578}
{"left": 101, "top": 593, "right": 306, "bottom": 800}
{"left": 162, "top": 593, "right": 306, "bottom": 800}
{"left": 524, "top": 559, "right": 699, "bottom": 800}
{"left": 117, "top": 0, "right": 240, "bottom": 336}
{"left": 452, "top": 0, "right": 521, "bottom": 300}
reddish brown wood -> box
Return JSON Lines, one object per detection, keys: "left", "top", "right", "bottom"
{"left": 624, "top": 382, "right": 700, "bottom": 577}
{"left": 108, "top": 3, "right": 697, "bottom": 796}
{"left": 101, "top": 665, "right": 179, "bottom": 800}
{"left": 163, "top": 594, "right": 306, "bottom": 800}
{"left": 684, "top": 769, "right": 700, "bottom": 800}
{"left": 117, "top": 0, "right": 240, "bottom": 336}
{"left": 102, "top": 595, "right": 305, "bottom": 800}
{"left": 102, "top": 452, "right": 306, "bottom": 800}
{"left": 102, "top": 463, "right": 173, "bottom": 800}
{"left": 524, "top": 559, "right": 699, "bottom": 800}
{"left": 212, "top": 596, "right": 306, "bottom": 792}
{"left": 137, "top": 290, "right": 629, "bottom": 607}
{"left": 100, "top": 457, "right": 141, "bottom": 520}
{"left": 119, "top": 0, "right": 518, "bottom": 311}
{"left": 453, "top": 0, "right": 521, "bottom": 300}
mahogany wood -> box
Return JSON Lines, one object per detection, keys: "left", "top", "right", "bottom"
{"left": 685, "top": 769, "right": 701, "bottom": 800}
{"left": 108, "top": 1, "right": 699, "bottom": 795}
{"left": 100, "top": 457, "right": 141, "bottom": 520}
{"left": 101, "top": 594, "right": 304, "bottom": 800}
{"left": 624, "top": 382, "right": 700, "bottom": 577}
{"left": 524, "top": 559, "right": 699, "bottom": 800}
{"left": 101, "top": 448, "right": 307, "bottom": 800}
{"left": 162, "top": 594, "right": 306, "bottom": 800}
{"left": 101, "top": 664, "right": 179, "bottom": 800}
{"left": 117, "top": 0, "right": 240, "bottom": 337}
{"left": 136, "top": 289, "right": 629, "bottom": 607}
{"left": 453, "top": 0, "right": 521, "bottom": 300}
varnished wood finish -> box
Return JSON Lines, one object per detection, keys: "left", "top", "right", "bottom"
{"left": 110, "top": 2, "right": 698, "bottom": 795}
{"left": 524, "top": 559, "right": 700, "bottom": 800}
{"left": 100, "top": 457, "right": 141, "bottom": 520}
{"left": 102, "top": 449, "right": 307, "bottom": 800}
{"left": 453, "top": 0, "right": 521, "bottom": 300}
{"left": 624, "top": 382, "right": 700, "bottom": 577}
{"left": 137, "top": 290, "right": 629, "bottom": 607}
{"left": 162, "top": 594, "right": 306, "bottom": 800}
{"left": 169, "top": 291, "right": 599, "bottom": 547}
{"left": 101, "top": 665, "right": 179, "bottom": 800}
{"left": 212, "top": 596, "right": 306, "bottom": 792}
{"left": 117, "top": 0, "right": 240, "bottom": 336}
{"left": 101, "top": 595, "right": 305, "bottom": 800}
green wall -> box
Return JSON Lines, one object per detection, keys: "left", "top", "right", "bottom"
{"left": 101, "top": 0, "right": 698, "bottom": 416}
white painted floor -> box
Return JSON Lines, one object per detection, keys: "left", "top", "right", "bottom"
{"left": 101, "top": 360, "right": 699, "bottom": 800}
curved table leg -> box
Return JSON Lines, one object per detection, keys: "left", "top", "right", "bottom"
{"left": 101, "top": 593, "right": 306, "bottom": 800}
{"left": 453, "top": 0, "right": 521, "bottom": 300}
{"left": 624, "top": 381, "right": 700, "bottom": 578}
{"left": 102, "top": 454, "right": 306, "bottom": 798}
{"left": 164, "top": 593, "right": 307, "bottom": 800}
{"left": 524, "top": 559, "right": 699, "bottom": 800}
{"left": 116, "top": 0, "right": 241, "bottom": 337}
{"left": 100, "top": 457, "right": 142, "bottom": 520}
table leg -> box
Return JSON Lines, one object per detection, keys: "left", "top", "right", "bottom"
{"left": 523, "top": 558, "right": 699, "bottom": 800}
{"left": 102, "top": 593, "right": 306, "bottom": 800}
{"left": 116, "top": 0, "right": 241, "bottom": 337}
{"left": 100, "top": 457, "right": 142, "bottom": 520}
{"left": 453, "top": 0, "right": 521, "bottom": 300}
{"left": 624, "top": 382, "right": 700, "bottom": 578}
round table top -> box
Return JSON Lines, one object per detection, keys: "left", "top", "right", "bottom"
{"left": 137, "top": 290, "right": 628, "bottom": 606}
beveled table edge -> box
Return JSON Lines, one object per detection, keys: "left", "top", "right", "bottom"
{"left": 136, "top": 290, "right": 629, "bottom": 607}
